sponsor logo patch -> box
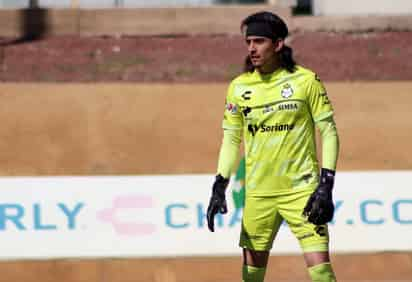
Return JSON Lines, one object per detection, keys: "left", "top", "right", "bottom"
{"left": 320, "top": 92, "right": 330, "bottom": 105}
{"left": 263, "top": 105, "right": 274, "bottom": 114}
{"left": 248, "top": 123, "right": 295, "bottom": 136}
{"left": 226, "top": 103, "right": 238, "bottom": 114}
{"left": 262, "top": 103, "right": 299, "bottom": 114}
{"left": 278, "top": 103, "right": 298, "bottom": 111}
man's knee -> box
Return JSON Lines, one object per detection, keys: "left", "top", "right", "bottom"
{"left": 304, "top": 251, "right": 330, "bottom": 267}
{"left": 242, "top": 248, "right": 269, "bottom": 267}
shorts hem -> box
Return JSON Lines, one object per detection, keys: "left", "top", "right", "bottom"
{"left": 239, "top": 242, "right": 272, "bottom": 252}
{"left": 301, "top": 243, "right": 329, "bottom": 253}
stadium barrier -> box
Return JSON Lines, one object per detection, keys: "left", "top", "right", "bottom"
{"left": 0, "top": 173, "right": 411, "bottom": 260}
{"left": 0, "top": 5, "right": 289, "bottom": 37}
{"left": 313, "top": 0, "right": 412, "bottom": 16}
{"left": 0, "top": 6, "right": 412, "bottom": 37}
{"left": 0, "top": 173, "right": 411, "bottom": 282}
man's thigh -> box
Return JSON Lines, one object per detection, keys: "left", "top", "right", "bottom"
{"left": 239, "top": 196, "right": 283, "bottom": 251}
{"left": 277, "top": 188, "right": 330, "bottom": 252}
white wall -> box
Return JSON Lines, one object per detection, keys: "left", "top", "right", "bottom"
{"left": 1, "top": 0, "right": 28, "bottom": 8}
{"left": 0, "top": 0, "right": 215, "bottom": 8}
{"left": 313, "top": 0, "right": 412, "bottom": 16}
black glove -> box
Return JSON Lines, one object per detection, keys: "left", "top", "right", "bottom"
{"left": 303, "top": 168, "right": 335, "bottom": 225}
{"left": 207, "top": 174, "right": 229, "bottom": 232}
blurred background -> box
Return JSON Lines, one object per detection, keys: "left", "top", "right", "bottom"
{"left": 0, "top": 0, "right": 411, "bottom": 282}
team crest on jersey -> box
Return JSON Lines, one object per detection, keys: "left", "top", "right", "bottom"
{"left": 281, "top": 83, "right": 294, "bottom": 98}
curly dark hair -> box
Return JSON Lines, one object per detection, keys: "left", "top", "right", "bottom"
{"left": 241, "top": 11, "right": 296, "bottom": 73}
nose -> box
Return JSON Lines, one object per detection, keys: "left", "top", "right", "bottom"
{"left": 248, "top": 41, "right": 256, "bottom": 53}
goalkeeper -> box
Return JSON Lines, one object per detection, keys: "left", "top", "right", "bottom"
{"left": 207, "top": 11, "right": 339, "bottom": 282}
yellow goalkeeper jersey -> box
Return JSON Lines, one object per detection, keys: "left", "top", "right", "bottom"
{"left": 222, "top": 65, "right": 334, "bottom": 196}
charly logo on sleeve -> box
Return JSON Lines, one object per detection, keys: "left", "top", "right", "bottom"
{"left": 241, "top": 90, "right": 252, "bottom": 100}
{"left": 281, "top": 83, "right": 294, "bottom": 98}
{"left": 234, "top": 84, "right": 253, "bottom": 101}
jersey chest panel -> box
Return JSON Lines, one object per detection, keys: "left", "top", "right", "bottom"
{"left": 234, "top": 81, "right": 310, "bottom": 133}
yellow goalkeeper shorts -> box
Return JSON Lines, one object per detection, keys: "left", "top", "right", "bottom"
{"left": 239, "top": 187, "right": 330, "bottom": 253}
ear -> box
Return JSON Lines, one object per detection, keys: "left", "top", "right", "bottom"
{"left": 274, "top": 38, "right": 284, "bottom": 52}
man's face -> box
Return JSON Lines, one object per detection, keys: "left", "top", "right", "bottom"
{"left": 245, "top": 36, "right": 282, "bottom": 70}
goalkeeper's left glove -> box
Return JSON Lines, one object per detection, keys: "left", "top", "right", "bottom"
{"left": 207, "top": 174, "right": 229, "bottom": 232}
{"left": 303, "top": 168, "right": 335, "bottom": 225}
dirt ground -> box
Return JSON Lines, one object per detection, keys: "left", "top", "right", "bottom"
{"left": 1, "top": 252, "right": 411, "bottom": 282}
{"left": 1, "top": 31, "right": 412, "bottom": 82}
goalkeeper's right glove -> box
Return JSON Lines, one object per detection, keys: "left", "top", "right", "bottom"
{"left": 206, "top": 174, "right": 229, "bottom": 232}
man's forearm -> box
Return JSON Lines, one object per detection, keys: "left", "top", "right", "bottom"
{"left": 317, "top": 117, "right": 339, "bottom": 171}
{"left": 217, "top": 129, "right": 242, "bottom": 178}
